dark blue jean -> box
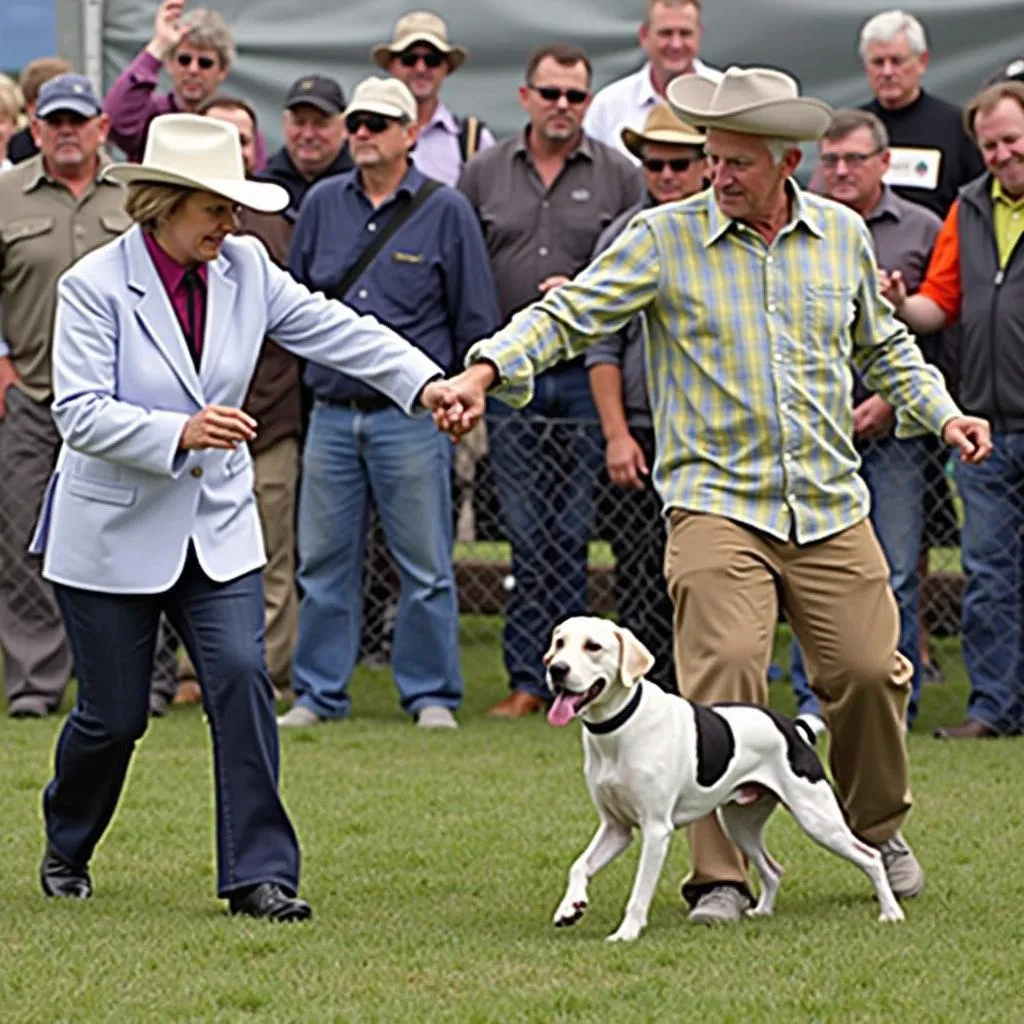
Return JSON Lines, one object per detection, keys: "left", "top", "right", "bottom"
{"left": 790, "top": 434, "right": 933, "bottom": 724}
{"left": 487, "top": 363, "right": 604, "bottom": 698}
{"left": 954, "top": 432, "right": 1024, "bottom": 733}
{"left": 44, "top": 548, "right": 300, "bottom": 898}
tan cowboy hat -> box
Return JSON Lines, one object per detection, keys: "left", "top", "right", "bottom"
{"left": 371, "top": 11, "right": 468, "bottom": 72}
{"left": 667, "top": 67, "right": 833, "bottom": 141}
{"left": 621, "top": 104, "right": 706, "bottom": 160}
{"left": 104, "top": 114, "right": 288, "bottom": 213}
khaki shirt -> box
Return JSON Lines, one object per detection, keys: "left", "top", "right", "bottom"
{"left": 0, "top": 154, "right": 130, "bottom": 402}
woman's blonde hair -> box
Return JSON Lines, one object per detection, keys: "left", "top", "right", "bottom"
{"left": 123, "top": 182, "right": 196, "bottom": 230}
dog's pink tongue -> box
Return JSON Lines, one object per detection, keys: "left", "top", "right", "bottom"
{"left": 547, "top": 692, "right": 579, "bottom": 727}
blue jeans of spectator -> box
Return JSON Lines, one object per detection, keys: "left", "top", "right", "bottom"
{"left": 44, "top": 547, "right": 300, "bottom": 897}
{"left": 292, "top": 402, "right": 461, "bottom": 719}
{"left": 955, "top": 432, "right": 1024, "bottom": 734}
{"left": 790, "top": 434, "right": 932, "bottom": 723}
{"left": 487, "top": 362, "right": 604, "bottom": 699}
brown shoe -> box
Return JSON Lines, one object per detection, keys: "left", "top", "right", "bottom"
{"left": 487, "top": 691, "right": 546, "bottom": 719}
{"left": 933, "top": 719, "right": 999, "bottom": 739}
{"left": 173, "top": 681, "right": 203, "bottom": 705}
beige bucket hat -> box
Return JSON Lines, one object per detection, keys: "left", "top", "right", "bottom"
{"left": 371, "top": 11, "right": 468, "bottom": 72}
{"left": 667, "top": 67, "right": 833, "bottom": 141}
{"left": 621, "top": 104, "right": 706, "bottom": 159}
{"left": 104, "top": 114, "right": 288, "bottom": 213}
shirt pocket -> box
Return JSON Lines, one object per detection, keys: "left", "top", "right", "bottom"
{"left": 804, "top": 283, "right": 856, "bottom": 358}
{"left": 100, "top": 213, "right": 133, "bottom": 237}
{"left": 385, "top": 252, "right": 435, "bottom": 315}
{"left": 2, "top": 216, "right": 56, "bottom": 249}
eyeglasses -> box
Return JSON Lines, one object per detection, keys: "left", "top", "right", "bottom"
{"left": 398, "top": 49, "right": 445, "bottom": 69}
{"left": 642, "top": 157, "right": 697, "bottom": 172}
{"left": 176, "top": 53, "right": 218, "bottom": 70}
{"left": 528, "top": 84, "right": 590, "bottom": 105}
{"left": 345, "top": 112, "right": 395, "bottom": 134}
{"left": 819, "top": 148, "right": 883, "bottom": 169}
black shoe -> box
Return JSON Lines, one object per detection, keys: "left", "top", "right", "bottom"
{"left": 40, "top": 844, "right": 92, "bottom": 899}
{"left": 228, "top": 883, "right": 311, "bottom": 922}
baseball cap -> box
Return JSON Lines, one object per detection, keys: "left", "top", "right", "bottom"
{"left": 343, "top": 76, "right": 417, "bottom": 123}
{"left": 284, "top": 75, "right": 346, "bottom": 116}
{"left": 36, "top": 73, "right": 102, "bottom": 120}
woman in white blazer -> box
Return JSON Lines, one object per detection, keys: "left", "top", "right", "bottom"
{"left": 31, "top": 114, "right": 459, "bottom": 921}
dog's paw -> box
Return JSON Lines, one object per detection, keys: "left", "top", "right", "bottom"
{"left": 553, "top": 899, "right": 588, "bottom": 927}
{"left": 745, "top": 906, "right": 774, "bottom": 919}
{"left": 878, "top": 905, "right": 905, "bottom": 923}
{"left": 605, "top": 921, "right": 643, "bottom": 943}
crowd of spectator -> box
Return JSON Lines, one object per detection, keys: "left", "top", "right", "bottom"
{"left": 1, "top": 0, "right": 1023, "bottom": 741}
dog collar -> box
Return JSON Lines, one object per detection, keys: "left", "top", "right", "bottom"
{"left": 583, "top": 685, "right": 643, "bottom": 735}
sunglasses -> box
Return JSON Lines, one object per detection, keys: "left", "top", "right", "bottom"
{"left": 345, "top": 112, "right": 396, "bottom": 134}
{"left": 528, "top": 84, "right": 590, "bottom": 105}
{"left": 398, "top": 49, "right": 445, "bottom": 68}
{"left": 176, "top": 53, "right": 218, "bottom": 70}
{"left": 642, "top": 157, "right": 697, "bottom": 172}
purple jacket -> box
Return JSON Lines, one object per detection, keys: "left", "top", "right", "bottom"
{"left": 103, "top": 50, "right": 268, "bottom": 170}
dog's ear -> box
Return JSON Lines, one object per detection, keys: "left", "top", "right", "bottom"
{"left": 615, "top": 626, "right": 655, "bottom": 687}
{"left": 543, "top": 628, "right": 562, "bottom": 666}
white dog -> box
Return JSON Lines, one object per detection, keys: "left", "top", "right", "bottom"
{"left": 544, "top": 616, "right": 904, "bottom": 942}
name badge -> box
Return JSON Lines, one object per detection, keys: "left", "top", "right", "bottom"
{"left": 884, "top": 147, "right": 942, "bottom": 191}
{"left": 570, "top": 188, "right": 591, "bottom": 202}
{"left": 392, "top": 251, "right": 423, "bottom": 264}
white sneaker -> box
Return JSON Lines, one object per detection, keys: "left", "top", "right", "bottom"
{"left": 416, "top": 706, "right": 458, "bottom": 729}
{"left": 276, "top": 706, "right": 324, "bottom": 728}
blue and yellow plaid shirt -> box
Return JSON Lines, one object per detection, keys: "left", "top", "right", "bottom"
{"left": 467, "top": 183, "right": 962, "bottom": 544}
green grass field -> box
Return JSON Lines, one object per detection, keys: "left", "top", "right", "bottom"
{"left": 2, "top": 626, "right": 1021, "bottom": 1023}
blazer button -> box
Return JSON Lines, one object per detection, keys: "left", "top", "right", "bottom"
{"left": 191, "top": 466, "right": 203, "bottom": 478}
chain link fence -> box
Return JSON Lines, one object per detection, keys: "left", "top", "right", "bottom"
{"left": 0, "top": 414, "right": 1017, "bottom": 719}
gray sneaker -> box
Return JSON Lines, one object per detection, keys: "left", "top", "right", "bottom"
{"left": 874, "top": 832, "right": 925, "bottom": 899}
{"left": 416, "top": 706, "right": 458, "bottom": 729}
{"left": 687, "top": 886, "right": 751, "bottom": 925}
{"left": 276, "top": 706, "right": 324, "bottom": 729}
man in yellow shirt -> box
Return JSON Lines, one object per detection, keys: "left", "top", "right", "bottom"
{"left": 440, "top": 68, "right": 991, "bottom": 924}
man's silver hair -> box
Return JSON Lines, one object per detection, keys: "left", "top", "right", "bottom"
{"left": 762, "top": 136, "right": 799, "bottom": 165}
{"left": 858, "top": 10, "right": 928, "bottom": 60}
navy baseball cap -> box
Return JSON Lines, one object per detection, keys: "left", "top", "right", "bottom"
{"left": 36, "top": 74, "right": 103, "bottom": 120}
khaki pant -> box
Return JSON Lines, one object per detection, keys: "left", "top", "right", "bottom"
{"left": 664, "top": 511, "right": 912, "bottom": 904}
{"left": 179, "top": 437, "right": 299, "bottom": 691}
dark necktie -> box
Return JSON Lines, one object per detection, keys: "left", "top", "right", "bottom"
{"left": 182, "top": 268, "right": 204, "bottom": 370}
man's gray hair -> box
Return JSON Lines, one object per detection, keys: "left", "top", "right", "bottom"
{"left": 762, "top": 136, "right": 800, "bottom": 165}
{"left": 858, "top": 10, "right": 928, "bottom": 60}
{"left": 173, "top": 8, "right": 237, "bottom": 69}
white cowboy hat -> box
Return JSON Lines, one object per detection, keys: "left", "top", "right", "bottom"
{"left": 621, "top": 104, "right": 706, "bottom": 159}
{"left": 667, "top": 67, "right": 833, "bottom": 141}
{"left": 371, "top": 11, "right": 468, "bottom": 72}
{"left": 104, "top": 114, "right": 288, "bottom": 213}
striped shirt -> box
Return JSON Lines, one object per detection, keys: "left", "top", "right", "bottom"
{"left": 466, "top": 183, "right": 962, "bottom": 543}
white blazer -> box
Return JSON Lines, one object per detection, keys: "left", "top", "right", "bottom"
{"left": 31, "top": 225, "right": 442, "bottom": 594}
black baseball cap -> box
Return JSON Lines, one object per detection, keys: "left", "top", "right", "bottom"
{"left": 284, "top": 75, "right": 346, "bottom": 115}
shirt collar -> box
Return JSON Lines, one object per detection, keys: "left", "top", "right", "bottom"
{"left": 22, "top": 150, "right": 115, "bottom": 194}
{"left": 992, "top": 177, "right": 1024, "bottom": 209}
{"left": 142, "top": 229, "right": 208, "bottom": 292}
{"left": 635, "top": 63, "right": 660, "bottom": 109}
{"left": 515, "top": 127, "right": 594, "bottom": 162}
{"left": 864, "top": 183, "right": 902, "bottom": 223}
{"left": 344, "top": 161, "right": 424, "bottom": 201}
{"left": 703, "top": 179, "right": 825, "bottom": 248}
{"left": 422, "top": 102, "right": 460, "bottom": 135}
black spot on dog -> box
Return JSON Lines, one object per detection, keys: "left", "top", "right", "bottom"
{"left": 714, "top": 702, "right": 826, "bottom": 783}
{"left": 691, "top": 704, "right": 736, "bottom": 788}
